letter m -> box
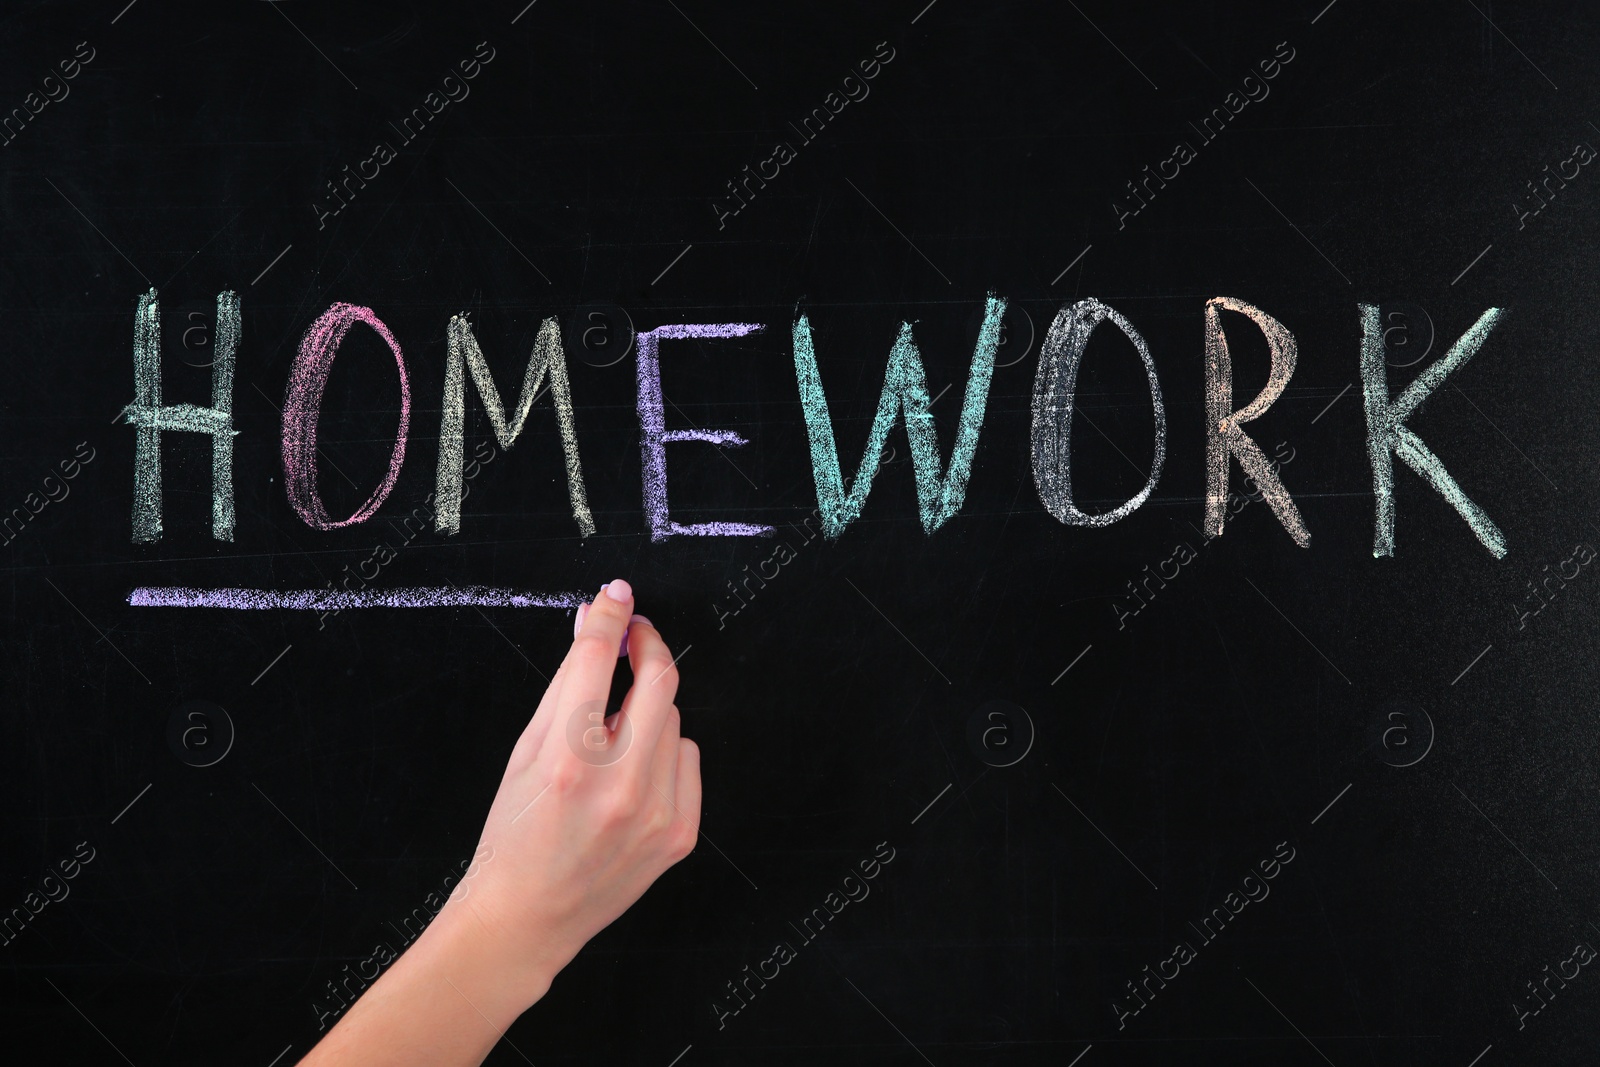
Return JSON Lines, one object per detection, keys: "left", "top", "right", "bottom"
{"left": 791, "top": 295, "right": 1006, "bottom": 538}
{"left": 434, "top": 315, "right": 594, "bottom": 536}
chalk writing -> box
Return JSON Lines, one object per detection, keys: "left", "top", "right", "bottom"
{"left": 282, "top": 303, "right": 411, "bottom": 531}
{"left": 122, "top": 288, "right": 238, "bottom": 542}
{"left": 1032, "top": 297, "right": 1166, "bottom": 526}
{"left": 435, "top": 314, "right": 593, "bottom": 537}
{"left": 119, "top": 293, "right": 1520, "bottom": 607}
{"left": 1359, "top": 303, "right": 1507, "bottom": 558}
{"left": 792, "top": 295, "right": 1005, "bottom": 538}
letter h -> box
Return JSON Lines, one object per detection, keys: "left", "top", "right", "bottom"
{"left": 121, "top": 288, "right": 239, "bottom": 542}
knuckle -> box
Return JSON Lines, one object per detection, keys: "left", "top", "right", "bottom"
{"left": 669, "top": 820, "right": 698, "bottom": 858}
{"left": 644, "top": 803, "right": 674, "bottom": 838}
{"left": 571, "top": 632, "right": 616, "bottom": 660}
{"left": 643, "top": 655, "right": 678, "bottom": 687}
{"left": 547, "top": 760, "right": 584, "bottom": 794}
{"left": 595, "top": 791, "right": 632, "bottom": 828}
{"left": 586, "top": 595, "right": 628, "bottom": 626}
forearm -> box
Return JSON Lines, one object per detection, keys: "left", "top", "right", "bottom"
{"left": 298, "top": 911, "right": 551, "bottom": 1067}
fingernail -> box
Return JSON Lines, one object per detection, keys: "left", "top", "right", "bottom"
{"left": 604, "top": 578, "right": 632, "bottom": 602}
{"left": 618, "top": 628, "right": 630, "bottom": 658}
{"left": 630, "top": 614, "right": 653, "bottom": 628}
{"left": 573, "top": 602, "right": 589, "bottom": 638}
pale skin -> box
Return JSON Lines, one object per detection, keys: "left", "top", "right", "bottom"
{"left": 299, "top": 578, "right": 700, "bottom": 1067}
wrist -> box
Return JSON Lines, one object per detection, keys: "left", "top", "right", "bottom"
{"left": 411, "top": 903, "right": 556, "bottom": 1025}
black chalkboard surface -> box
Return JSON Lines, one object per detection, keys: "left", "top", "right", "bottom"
{"left": 4, "top": 1, "right": 1599, "bottom": 1064}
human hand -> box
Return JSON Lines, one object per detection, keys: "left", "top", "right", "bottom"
{"left": 299, "top": 580, "right": 699, "bottom": 1067}
{"left": 428, "top": 578, "right": 701, "bottom": 1015}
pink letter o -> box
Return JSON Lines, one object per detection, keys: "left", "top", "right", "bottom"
{"left": 282, "top": 303, "right": 411, "bottom": 529}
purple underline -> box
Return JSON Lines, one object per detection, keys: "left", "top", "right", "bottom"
{"left": 127, "top": 586, "right": 587, "bottom": 610}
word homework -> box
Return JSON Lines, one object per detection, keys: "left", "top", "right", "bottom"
{"left": 121, "top": 289, "right": 1514, "bottom": 609}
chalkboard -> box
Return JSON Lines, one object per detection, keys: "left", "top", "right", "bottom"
{"left": 4, "top": 1, "right": 1598, "bottom": 1064}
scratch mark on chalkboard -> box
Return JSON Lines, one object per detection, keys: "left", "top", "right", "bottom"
{"left": 444, "top": 178, "right": 551, "bottom": 283}
{"left": 1451, "top": 643, "right": 1493, "bottom": 685}
{"left": 1451, "top": 782, "right": 1559, "bottom": 891}
{"left": 665, "top": 1045, "right": 693, "bottom": 1067}
{"left": 1241, "top": 576, "right": 1351, "bottom": 684}
{"left": 251, "top": 644, "right": 293, "bottom": 686}
{"left": 1450, "top": 242, "right": 1494, "bottom": 285}
{"left": 110, "top": 782, "right": 152, "bottom": 825}
{"left": 1050, "top": 244, "right": 1092, "bottom": 285}
{"left": 266, "top": 2, "right": 359, "bottom": 91}
{"left": 664, "top": 1, "right": 759, "bottom": 90}
{"left": 1050, "top": 783, "right": 1159, "bottom": 890}
{"left": 1449, "top": 384, "right": 1559, "bottom": 492}
{"left": 1065, "top": 1045, "right": 1093, "bottom": 1067}
{"left": 1463, "top": 0, "right": 1558, "bottom": 90}
{"left": 250, "top": 243, "right": 293, "bottom": 286}
{"left": 161, "top": 204, "right": 245, "bottom": 290}
{"left": 1065, "top": 0, "right": 1158, "bottom": 90}
{"left": 128, "top": 586, "right": 585, "bottom": 609}
{"left": 910, "top": 782, "right": 951, "bottom": 824}
{"left": 252, "top": 782, "right": 360, "bottom": 891}
{"left": 44, "top": 978, "right": 136, "bottom": 1066}
{"left": 250, "top": 382, "right": 359, "bottom": 492}
{"left": 1051, "top": 645, "right": 1093, "bottom": 684}
{"left": 46, "top": 577, "right": 150, "bottom": 683}
{"left": 650, "top": 243, "right": 694, "bottom": 286}
{"left": 842, "top": 177, "right": 950, "bottom": 283}
{"left": 44, "top": 176, "right": 150, "bottom": 284}
{"left": 843, "top": 577, "right": 952, "bottom": 684}
{"left": 663, "top": 392, "right": 760, "bottom": 490}
{"left": 1243, "top": 177, "right": 1350, "bottom": 285}
{"left": 1243, "top": 976, "right": 1336, "bottom": 1066}
{"left": 265, "top": 1044, "right": 294, "bottom": 1067}
{"left": 1309, "top": 783, "right": 1351, "bottom": 825}
{"left": 511, "top": 1, "right": 539, "bottom": 25}
{"left": 840, "top": 974, "right": 936, "bottom": 1066}
{"left": 652, "top": 781, "right": 759, "bottom": 890}
{"left": 1310, "top": 382, "right": 1351, "bottom": 424}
